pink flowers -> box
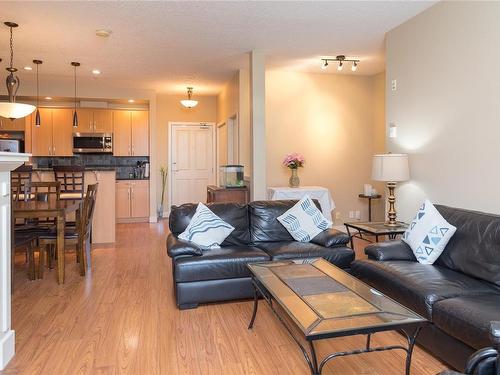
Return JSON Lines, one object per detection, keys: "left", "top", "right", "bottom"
{"left": 282, "top": 153, "right": 305, "bottom": 169}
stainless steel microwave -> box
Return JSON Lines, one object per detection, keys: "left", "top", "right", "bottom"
{"left": 73, "top": 133, "right": 113, "bottom": 154}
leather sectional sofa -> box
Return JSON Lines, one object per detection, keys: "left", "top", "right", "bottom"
{"left": 167, "top": 200, "right": 354, "bottom": 309}
{"left": 351, "top": 205, "right": 500, "bottom": 371}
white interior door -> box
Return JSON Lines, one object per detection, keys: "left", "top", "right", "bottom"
{"left": 171, "top": 123, "right": 215, "bottom": 207}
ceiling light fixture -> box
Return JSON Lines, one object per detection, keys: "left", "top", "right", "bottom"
{"left": 128, "top": 99, "right": 135, "bottom": 103}
{"left": 33, "top": 59, "right": 43, "bottom": 127}
{"left": 320, "top": 55, "right": 360, "bottom": 73}
{"left": 45, "top": 96, "right": 52, "bottom": 100}
{"left": 180, "top": 87, "right": 198, "bottom": 108}
{"left": 0, "top": 22, "right": 36, "bottom": 120}
{"left": 71, "top": 61, "right": 80, "bottom": 128}
{"left": 92, "top": 69, "right": 101, "bottom": 75}
{"left": 23, "top": 66, "right": 32, "bottom": 71}
{"left": 95, "top": 29, "right": 112, "bottom": 38}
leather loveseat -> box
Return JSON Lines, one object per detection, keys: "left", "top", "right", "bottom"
{"left": 167, "top": 200, "right": 354, "bottom": 309}
{"left": 351, "top": 205, "right": 500, "bottom": 371}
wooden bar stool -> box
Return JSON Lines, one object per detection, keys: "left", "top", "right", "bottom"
{"left": 53, "top": 166, "right": 85, "bottom": 200}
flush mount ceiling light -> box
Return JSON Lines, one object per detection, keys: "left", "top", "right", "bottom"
{"left": 0, "top": 22, "right": 36, "bottom": 120}
{"left": 95, "top": 29, "right": 112, "bottom": 38}
{"left": 45, "top": 96, "right": 52, "bottom": 100}
{"left": 92, "top": 69, "right": 101, "bottom": 75}
{"left": 180, "top": 87, "right": 198, "bottom": 108}
{"left": 321, "top": 55, "right": 360, "bottom": 73}
{"left": 23, "top": 66, "right": 32, "bottom": 71}
{"left": 128, "top": 99, "right": 135, "bottom": 103}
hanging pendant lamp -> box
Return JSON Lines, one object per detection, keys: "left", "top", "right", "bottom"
{"left": 33, "top": 59, "right": 43, "bottom": 127}
{"left": 0, "top": 22, "right": 36, "bottom": 120}
{"left": 180, "top": 87, "right": 198, "bottom": 108}
{"left": 71, "top": 62, "right": 80, "bottom": 127}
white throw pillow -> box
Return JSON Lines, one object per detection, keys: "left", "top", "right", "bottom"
{"left": 277, "top": 195, "right": 332, "bottom": 243}
{"left": 402, "top": 200, "right": 457, "bottom": 265}
{"left": 178, "top": 203, "right": 235, "bottom": 249}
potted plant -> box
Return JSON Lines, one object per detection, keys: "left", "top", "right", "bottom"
{"left": 282, "top": 153, "right": 305, "bottom": 188}
{"left": 158, "top": 166, "right": 168, "bottom": 218}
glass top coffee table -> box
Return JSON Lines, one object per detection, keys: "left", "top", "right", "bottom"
{"left": 247, "top": 258, "right": 427, "bottom": 375}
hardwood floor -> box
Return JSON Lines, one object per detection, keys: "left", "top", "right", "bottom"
{"left": 3, "top": 222, "right": 448, "bottom": 374}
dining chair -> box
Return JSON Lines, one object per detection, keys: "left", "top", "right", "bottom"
{"left": 39, "top": 183, "right": 98, "bottom": 277}
{"left": 12, "top": 230, "right": 39, "bottom": 280}
{"left": 11, "top": 164, "right": 33, "bottom": 191}
{"left": 53, "top": 166, "right": 85, "bottom": 200}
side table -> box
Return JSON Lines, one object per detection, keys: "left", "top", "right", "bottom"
{"left": 344, "top": 221, "right": 408, "bottom": 250}
{"left": 358, "top": 194, "right": 382, "bottom": 221}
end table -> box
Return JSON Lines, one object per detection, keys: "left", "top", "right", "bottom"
{"left": 344, "top": 221, "right": 408, "bottom": 250}
{"left": 358, "top": 193, "right": 382, "bottom": 221}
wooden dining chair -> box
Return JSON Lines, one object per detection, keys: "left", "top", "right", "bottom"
{"left": 53, "top": 166, "right": 85, "bottom": 200}
{"left": 13, "top": 232, "right": 39, "bottom": 280}
{"left": 11, "top": 164, "right": 33, "bottom": 191}
{"left": 39, "top": 183, "right": 98, "bottom": 278}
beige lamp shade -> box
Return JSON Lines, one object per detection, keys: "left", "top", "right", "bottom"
{"left": 372, "top": 154, "right": 409, "bottom": 182}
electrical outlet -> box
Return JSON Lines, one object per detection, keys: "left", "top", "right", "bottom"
{"left": 391, "top": 79, "right": 397, "bottom": 91}
{"left": 355, "top": 210, "right": 361, "bottom": 220}
{"left": 335, "top": 212, "right": 341, "bottom": 220}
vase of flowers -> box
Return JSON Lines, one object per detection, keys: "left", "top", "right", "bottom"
{"left": 282, "top": 153, "right": 304, "bottom": 188}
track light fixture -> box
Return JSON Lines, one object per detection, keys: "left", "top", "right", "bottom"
{"left": 320, "top": 55, "right": 360, "bottom": 72}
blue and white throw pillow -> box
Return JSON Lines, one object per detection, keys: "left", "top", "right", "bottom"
{"left": 277, "top": 195, "right": 332, "bottom": 242}
{"left": 402, "top": 200, "right": 457, "bottom": 265}
{"left": 178, "top": 203, "right": 235, "bottom": 249}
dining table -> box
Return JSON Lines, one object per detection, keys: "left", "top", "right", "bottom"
{"left": 12, "top": 197, "right": 82, "bottom": 284}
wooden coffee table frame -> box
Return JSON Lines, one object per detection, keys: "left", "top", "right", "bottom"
{"left": 248, "top": 276, "right": 425, "bottom": 375}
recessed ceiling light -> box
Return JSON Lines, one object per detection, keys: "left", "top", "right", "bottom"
{"left": 95, "top": 29, "right": 112, "bottom": 38}
{"left": 45, "top": 96, "right": 52, "bottom": 100}
{"left": 24, "top": 66, "right": 32, "bottom": 71}
{"left": 128, "top": 99, "right": 135, "bottom": 103}
{"left": 92, "top": 69, "right": 101, "bottom": 75}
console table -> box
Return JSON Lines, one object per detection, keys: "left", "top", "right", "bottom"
{"left": 0, "top": 152, "right": 30, "bottom": 370}
{"left": 267, "top": 186, "right": 335, "bottom": 219}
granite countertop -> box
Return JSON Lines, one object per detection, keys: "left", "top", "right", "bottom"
{"left": 33, "top": 167, "right": 116, "bottom": 172}
{"left": 116, "top": 177, "right": 150, "bottom": 181}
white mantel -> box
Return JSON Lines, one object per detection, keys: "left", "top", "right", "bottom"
{"left": 0, "top": 152, "right": 30, "bottom": 370}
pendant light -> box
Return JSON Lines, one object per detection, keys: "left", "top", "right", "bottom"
{"left": 180, "top": 87, "right": 198, "bottom": 108}
{"left": 71, "top": 62, "right": 80, "bottom": 127}
{"left": 33, "top": 59, "right": 43, "bottom": 127}
{"left": 0, "top": 22, "right": 36, "bottom": 120}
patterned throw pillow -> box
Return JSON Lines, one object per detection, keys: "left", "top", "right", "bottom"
{"left": 402, "top": 200, "right": 457, "bottom": 264}
{"left": 277, "top": 195, "right": 332, "bottom": 242}
{"left": 178, "top": 203, "right": 235, "bottom": 249}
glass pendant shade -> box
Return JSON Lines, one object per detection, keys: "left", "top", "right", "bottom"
{"left": 0, "top": 102, "right": 36, "bottom": 120}
{"left": 73, "top": 110, "right": 78, "bottom": 128}
{"left": 35, "top": 108, "right": 41, "bottom": 126}
{"left": 180, "top": 87, "right": 198, "bottom": 108}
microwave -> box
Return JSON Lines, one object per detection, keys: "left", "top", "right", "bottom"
{"left": 73, "top": 133, "right": 113, "bottom": 154}
{"left": 0, "top": 139, "right": 23, "bottom": 153}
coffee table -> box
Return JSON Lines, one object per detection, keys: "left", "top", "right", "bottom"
{"left": 247, "top": 258, "right": 427, "bottom": 375}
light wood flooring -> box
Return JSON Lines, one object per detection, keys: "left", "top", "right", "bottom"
{"left": 2, "top": 222, "right": 449, "bottom": 374}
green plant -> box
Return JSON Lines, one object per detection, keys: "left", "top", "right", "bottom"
{"left": 160, "top": 166, "right": 168, "bottom": 207}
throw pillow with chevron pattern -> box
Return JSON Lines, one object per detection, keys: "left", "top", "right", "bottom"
{"left": 277, "top": 195, "right": 332, "bottom": 242}
{"left": 402, "top": 199, "right": 457, "bottom": 264}
{"left": 179, "top": 203, "right": 235, "bottom": 249}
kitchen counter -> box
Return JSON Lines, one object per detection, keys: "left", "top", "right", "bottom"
{"left": 116, "top": 177, "right": 150, "bottom": 181}
{"left": 33, "top": 166, "right": 116, "bottom": 171}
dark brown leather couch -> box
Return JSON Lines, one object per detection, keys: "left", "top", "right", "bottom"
{"left": 167, "top": 200, "right": 354, "bottom": 309}
{"left": 351, "top": 205, "right": 500, "bottom": 371}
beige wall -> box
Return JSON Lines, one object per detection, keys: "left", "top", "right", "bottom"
{"left": 155, "top": 94, "right": 217, "bottom": 212}
{"left": 386, "top": 1, "right": 500, "bottom": 220}
{"left": 265, "top": 70, "right": 385, "bottom": 224}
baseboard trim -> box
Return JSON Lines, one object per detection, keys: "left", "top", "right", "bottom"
{"left": 0, "top": 330, "right": 15, "bottom": 370}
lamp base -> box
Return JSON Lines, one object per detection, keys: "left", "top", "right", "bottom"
{"left": 385, "top": 181, "right": 398, "bottom": 226}
{"left": 383, "top": 221, "right": 400, "bottom": 228}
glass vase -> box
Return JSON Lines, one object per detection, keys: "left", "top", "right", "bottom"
{"left": 289, "top": 168, "right": 300, "bottom": 188}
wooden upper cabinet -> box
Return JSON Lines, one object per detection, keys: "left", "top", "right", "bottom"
{"left": 113, "top": 110, "right": 132, "bottom": 156}
{"left": 31, "top": 108, "right": 53, "bottom": 156}
{"left": 93, "top": 109, "right": 113, "bottom": 133}
{"left": 74, "top": 109, "right": 94, "bottom": 132}
{"left": 0, "top": 116, "right": 27, "bottom": 131}
{"left": 51, "top": 109, "right": 74, "bottom": 156}
{"left": 131, "top": 111, "right": 149, "bottom": 156}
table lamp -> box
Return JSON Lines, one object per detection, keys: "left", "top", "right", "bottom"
{"left": 372, "top": 153, "right": 409, "bottom": 226}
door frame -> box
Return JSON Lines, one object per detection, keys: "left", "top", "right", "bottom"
{"left": 167, "top": 121, "right": 216, "bottom": 216}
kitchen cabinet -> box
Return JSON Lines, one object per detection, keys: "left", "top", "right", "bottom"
{"left": 74, "top": 109, "right": 113, "bottom": 133}
{"left": 113, "top": 110, "right": 149, "bottom": 156}
{"left": 31, "top": 108, "right": 73, "bottom": 156}
{"left": 0, "top": 116, "right": 28, "bottom": 131}
{"left": 116, "top": 180, "right": 149, "bottom": 222}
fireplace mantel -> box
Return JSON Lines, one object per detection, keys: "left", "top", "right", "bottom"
{"left": 0, "top": 152, "right": 30, "bottom": 370}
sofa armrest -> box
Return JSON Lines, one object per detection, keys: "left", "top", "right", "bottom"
{"left": 364, "top": 240, "right": 416, "bottom": 261}
{"left": 311, "top": 228, "right": 350, "bottom": 248}
{"left": 167, "top": 233, "right": 203, "bottom": 258}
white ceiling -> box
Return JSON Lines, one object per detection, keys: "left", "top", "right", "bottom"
{"left": 1, "top": 1, "right": 435, "bottom": 96}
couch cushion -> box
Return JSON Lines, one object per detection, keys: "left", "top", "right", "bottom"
{"left": 249, "top": 200, "right": 322, "bottom": 243}
{"left": 255, "top": 241, "right": 354, "bottom": 269}
{"left": 351, "top": 260, "right": 498, "bottom": 320}
{"left": 174, "top": 246, "right": 270, "bottom": 282}
{"left": 169, "top": 202, "right": 251, "bottom": 246}
{"left": 433, "top": 294, "right": 500, "bottom": 349}
{"left": 435, "top": 205, "right": 500, "bottom": 286}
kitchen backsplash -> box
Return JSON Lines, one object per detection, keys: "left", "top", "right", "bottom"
{"left": 32, "top": 155, "right": 149, "bottom": 180}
